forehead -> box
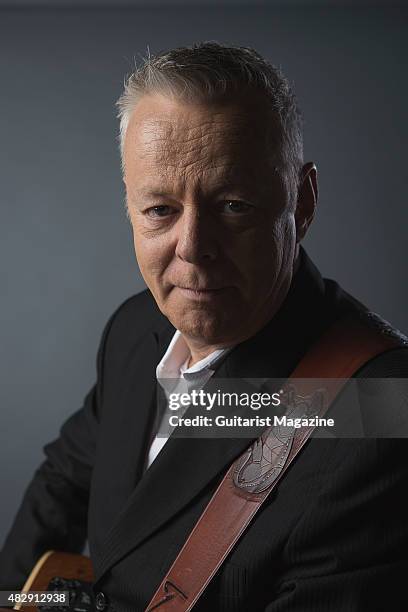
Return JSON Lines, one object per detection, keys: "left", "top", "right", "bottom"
{"left": 123, "top": 93, "right": 279, "bottom": 188}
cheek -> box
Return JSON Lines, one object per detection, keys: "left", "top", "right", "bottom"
{"left": 132, "top": 230, "right": 172, "bottom": 292}
{"left": 236, "top": 216, "right": 293, "bottom": 266}
{"left": 262, "top": 216, "right": 297, "bottom": 279}
{"left": 232, "top": 215, "right": 296, "bottom": 289}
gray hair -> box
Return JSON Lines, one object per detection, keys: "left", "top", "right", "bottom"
{"left": 117, "top": 42, "right": 303, "bottom": 200}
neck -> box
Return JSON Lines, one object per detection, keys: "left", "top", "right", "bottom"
{"left": 185, "top": 341, "right": 229, "bottom": 368}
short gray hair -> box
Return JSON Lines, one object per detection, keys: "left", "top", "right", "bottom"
{"left": 117, "top": 42, "right": 303, "bottom": 200}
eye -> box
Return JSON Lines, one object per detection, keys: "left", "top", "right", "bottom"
{"left": 145, "top": 205, "right": 176, "bottom": 218}
{"left": 220, "top": 200, "right": 254, "bottom": 215}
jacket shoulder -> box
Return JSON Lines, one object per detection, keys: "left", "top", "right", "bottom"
{"left": 114, "top": 288, "right": 167, "bottom": 327}
{"left": 319, "top": 272, "right": 408, "bottom": 376}
{"left": 102, "top": 289, "right": 171, "bottom": 355}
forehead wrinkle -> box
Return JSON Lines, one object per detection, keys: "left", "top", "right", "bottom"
{"left": 153, "top": 133, "right": 256, "bottom": 180}
{"left": 135, "top": 111, "right": 254, "bottom": 161}
{"left": 132, "top": 118, "right": 176, "bottom": 162}
{"left": 131, "top": 138, "right": 275, "bottom": 200}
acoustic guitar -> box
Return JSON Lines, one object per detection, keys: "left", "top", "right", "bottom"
{"left": 0, "top": 551, "right": 93, "bottom": 611}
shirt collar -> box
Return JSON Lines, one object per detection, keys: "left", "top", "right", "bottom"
{"left": 156, "top": 329, "right": 231, "bottom": 382}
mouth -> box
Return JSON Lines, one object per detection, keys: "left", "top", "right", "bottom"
{"left": 175, "top": 286, "right": 229, "bottom": 300}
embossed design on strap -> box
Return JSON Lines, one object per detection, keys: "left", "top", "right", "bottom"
{"left": 233, "top": 385, "right": 326, "bottom": 494}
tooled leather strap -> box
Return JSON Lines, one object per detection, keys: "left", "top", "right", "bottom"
{"left": 146, "top": 313, "right": 406, "bottom": 612}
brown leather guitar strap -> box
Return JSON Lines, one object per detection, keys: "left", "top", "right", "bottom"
{"left": 146, "top": 313, "right": 406, "bottom": 612}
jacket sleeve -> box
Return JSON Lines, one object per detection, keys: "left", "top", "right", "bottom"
{"left": 262, "top": 438, "right": 408, "bottom": 611}
{"left": 0, "top": 312, "right": 115, "bottom": 590}
{"left": 264, "top": 348, "right": 408, "bottom": 611}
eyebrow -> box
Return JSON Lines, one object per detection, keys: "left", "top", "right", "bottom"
{"left": 131, "top": 181, "right": 260, "bottom": 199}
{"left": 130, "top": 188, "right": 175, "bottom": 199}
{"left": 129, "top": 169, "right": 279, "bottom": 201}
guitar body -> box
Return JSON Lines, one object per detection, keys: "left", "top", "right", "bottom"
{"left": 7, "top": 551, "right": 93, "bottom": 611}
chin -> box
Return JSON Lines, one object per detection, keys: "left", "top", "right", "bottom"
{"left": 171, "top": 308, "right": 232, "bottom": 344}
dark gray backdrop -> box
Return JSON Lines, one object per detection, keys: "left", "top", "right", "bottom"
{"left": 1, "top": 2, "right": 407, "bottom": 546}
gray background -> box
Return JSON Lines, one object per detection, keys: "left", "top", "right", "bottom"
{"left": 1, "top": 1, "right": 407, "bottom": 545}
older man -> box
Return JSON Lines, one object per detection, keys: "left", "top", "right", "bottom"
{"left": 1, "top": 43, "right": 407, "bottom": 611}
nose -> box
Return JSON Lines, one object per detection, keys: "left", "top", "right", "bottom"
{"left": 175, "top": 207, "right": 218, "bottom": 264}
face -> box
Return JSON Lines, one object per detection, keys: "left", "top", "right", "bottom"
{"left": 124, "top": 93, "right": 312, "bottom": 349}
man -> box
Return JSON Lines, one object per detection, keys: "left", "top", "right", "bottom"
{"left": 1, "top": 42, "right": 407, "bottom": 611}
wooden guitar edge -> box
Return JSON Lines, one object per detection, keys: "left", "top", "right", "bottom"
{"left": 14, "top": 551, "right": 55, "bottom": 610}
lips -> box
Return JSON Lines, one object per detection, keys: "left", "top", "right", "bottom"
{"left": 175, "top": 285, "right": 229, "bottom": 300}
{"left": 178, "top": 286, "right": 223, "bottom": 292}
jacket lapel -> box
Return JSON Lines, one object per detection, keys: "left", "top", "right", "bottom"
{"left": 89, "top": 330, "right": 159, "bottom": 556}
{"left": 94, "top": 422, "right": 255, "bottom": 580}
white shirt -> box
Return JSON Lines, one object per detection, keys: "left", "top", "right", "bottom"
{"left": 146, "top": 330, "right": 231, "bottom": 469}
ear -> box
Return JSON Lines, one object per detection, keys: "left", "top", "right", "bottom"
{"left": 295, "top": 162, "right": 318, "bottom": 243}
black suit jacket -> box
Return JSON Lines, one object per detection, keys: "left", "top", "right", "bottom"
{"left": 1, "top": 250, "right": 408, "bottom": 611}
